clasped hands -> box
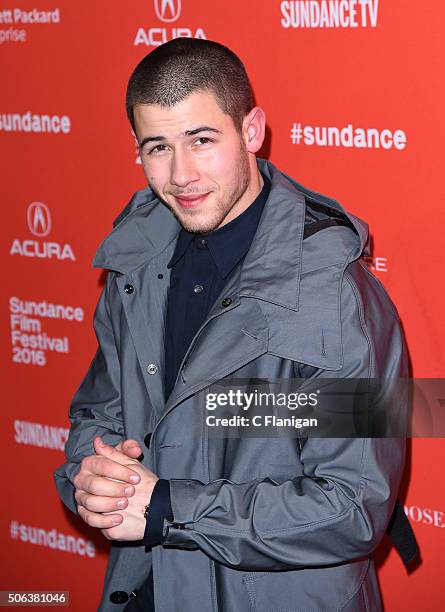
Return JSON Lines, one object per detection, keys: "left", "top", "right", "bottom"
{"left": 73, "top": 436, "right": 159, "bottom": 541}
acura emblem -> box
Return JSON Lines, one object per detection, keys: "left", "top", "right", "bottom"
{"left": 154, "top": 0, "right": 181, "bottom": 23}
{"left": 27, "top": 202, "right": 51, "bottom": 237}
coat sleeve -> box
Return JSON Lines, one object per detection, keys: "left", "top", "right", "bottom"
{"left": 162, "top": 262, "right": 408, "bottom": 570}
{"left": 53, "top": 270, "right": 124, "bottom": 515}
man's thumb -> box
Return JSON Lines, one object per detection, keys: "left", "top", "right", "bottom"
{"left": 93, "top": 436, "right": 139, "bottom": 466}
{"left": 120, "top": 439, "right": 143, "bottom": 458}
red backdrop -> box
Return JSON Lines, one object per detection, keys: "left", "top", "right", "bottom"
{"left": 2, "top": 0, "right": 444, "bottom": 609}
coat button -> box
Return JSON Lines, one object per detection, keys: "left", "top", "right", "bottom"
{"left": 146, "top": 363, "right": 158, "bottom": 375}
{"left": 124, "top": 284, "right": 134, "bottom": 294}
{"left": 144, "top": 433, "right": 152, "bottom": 448}
{"left": 193, "top": 284, "right": 204, "bottom": 294}
{"left": 109, "top": 591, "right": 129, "bottom": 604}
{"left": 221, "top": 297, "right": 232, "bottom": 307}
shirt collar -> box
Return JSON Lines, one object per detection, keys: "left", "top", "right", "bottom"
{"left": 167, "top": 172, "right": 271, "bottom": 278}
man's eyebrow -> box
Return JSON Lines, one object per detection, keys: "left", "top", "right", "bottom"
{"left": 184, "top": 126, "right": 222, "bottom": 136}
{"left": 139, "top": 126, "right": 222, "bottom": 149}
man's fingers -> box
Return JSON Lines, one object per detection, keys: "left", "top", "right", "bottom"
{"left": 92, "top": 455, "right": 140, "bottom": 483}
{"left": 77, "top": 454, "right": 139, "bottom": 486}
{"left": 78, "top": 473, "right": 136, "bottom": 498}
{"left": 94, "top": 437, "right": 141, "bottom": 474}
{"left": 77, "top": 504, "right": 123, "bottom": 529}
{"left": 75, "top": 490, "right": 129, "bottom": 513}
{"left": 88, "top": 450, "right": 140, "bottom": 485}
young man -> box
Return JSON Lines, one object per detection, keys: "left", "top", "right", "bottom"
{"left": 54, "top": 38, "right": 416, "bottom": 611}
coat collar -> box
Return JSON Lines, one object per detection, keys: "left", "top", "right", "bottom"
{"left": 92, "top": 158, "right": 368, "bottom": 312}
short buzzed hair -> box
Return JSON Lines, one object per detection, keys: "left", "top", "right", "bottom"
{"left": 125, "top": 38, "right": 254, "bottom": 136}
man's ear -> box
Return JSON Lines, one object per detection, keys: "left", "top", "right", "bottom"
{"left": 242, "top": 106, "right": 266, "bottom": 153}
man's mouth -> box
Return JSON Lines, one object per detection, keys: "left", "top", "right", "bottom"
{"left": 174, "top": 193, "right": 210, "bottom": 209}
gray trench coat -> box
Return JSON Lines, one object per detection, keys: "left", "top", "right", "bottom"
{"left": 54, "top": 158, "right": 407, "bottom": 611}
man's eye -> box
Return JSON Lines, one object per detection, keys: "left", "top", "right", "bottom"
{"left": 147, "top": 144, "right": 168, "bottom": 155}
{"left": 195, "top": 137, "right": 213, "bottom": 145}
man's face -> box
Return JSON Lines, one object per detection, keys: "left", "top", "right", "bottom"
{"left": 133, "top": 90, "right": 256, "bottom": 234}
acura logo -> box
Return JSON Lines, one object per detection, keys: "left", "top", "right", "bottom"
{"left": 27, "top": 202, "right": 51, "bottom": 237}
{"left": 154, "top": 0, "right": 181, "bottom": 23}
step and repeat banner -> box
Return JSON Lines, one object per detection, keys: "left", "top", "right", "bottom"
{"left": 1, "top": 1, "right": 444, "bottom": 609}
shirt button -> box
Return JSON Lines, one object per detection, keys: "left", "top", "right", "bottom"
{"left": 199, "top": 238, "right": 207, "bottom": 246}
{"left": 124, "top": 284, "right": 134, "bottom": 294}
{"left": 146, "top": 363, "right": 158, "bottom": 375}
{"left": 193, "top": 284, "right": 204, "bottom": 294}
{"left": 221, "top": 297, "right": 232, "bottom": 307}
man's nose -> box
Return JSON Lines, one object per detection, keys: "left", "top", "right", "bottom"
{"left": 170, "top": 149, "right": 199, "bottom": 188}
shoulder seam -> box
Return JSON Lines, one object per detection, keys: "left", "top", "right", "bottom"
{"left": 344, "top": 270, "right": 374, "bottom": 378}
{"left": 356, "top": 259, "right": 401, "bottom": 322}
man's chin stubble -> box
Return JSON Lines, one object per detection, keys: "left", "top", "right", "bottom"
{"left": 175, "top": 210, "right": 228, "bottom": 234}
{"left": 163, "top": 200, "right": 232, "bottom": 234}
